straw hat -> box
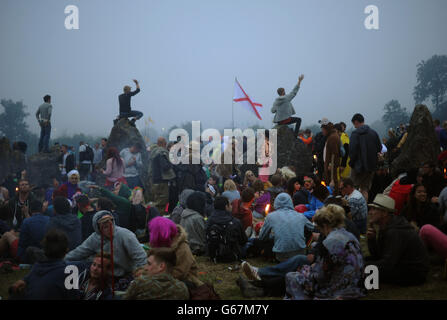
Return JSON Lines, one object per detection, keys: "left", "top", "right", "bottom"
{"left": 368, "top": 194, "right": 395, "bottom": 213}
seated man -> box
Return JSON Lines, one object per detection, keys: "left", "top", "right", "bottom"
{"left": 117, "top": 79, "right": 143, "bottom": 126}
{"left": 75, "top": 194, "right": 97, "bottom": 241}
{"left": 271, "top": 74, "right": 304, "bottom": 138}
{"left": 78, "top": 252, "right": 113, "bottom": 300}
{"left": 339, "top": 178, "right": 368, "bottom": 234}
{"left": 64, "top": 211, "right": 147, "bottom": 291}
{"left": 365, "top": 194, "right": 429, "bottom": 286}
{"left": 9, "top": 229, "right": 86, "bottom": 300}
{"left": 232, "top": 188, "right": 255, "bottom": 238}
{"left": 47, "top": 196, "right": 82, "bottom": 251}
{"left": 123, "top": 248, "right": 190, "bottom": 300}
{"left": 258, "top": 193, "right": 314, "bottom": 262}
{"left": 206, "top": 196, "right": 247, "bottom": 263}
{"left": 17, "top": 200, "right": 50, "bottom": 263}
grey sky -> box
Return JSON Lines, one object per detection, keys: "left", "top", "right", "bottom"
{"left": 1, "top": 0, "right": 446, "bottom": 139}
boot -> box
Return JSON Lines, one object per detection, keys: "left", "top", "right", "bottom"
{"left": 236, "top": 275, "right": 265, "bottom": 298}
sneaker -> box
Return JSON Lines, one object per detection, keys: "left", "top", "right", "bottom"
{"left": 241, "top": 261, "right": 261, "bottom": 281}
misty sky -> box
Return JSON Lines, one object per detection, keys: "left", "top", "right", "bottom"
{"left": 1, "top": 0, "right": 447, "bottom": 138}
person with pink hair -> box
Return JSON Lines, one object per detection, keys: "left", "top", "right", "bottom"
{"left": 148, "top": 217, "right": 203, "bottom": 287}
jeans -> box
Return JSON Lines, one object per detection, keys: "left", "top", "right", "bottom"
{"left": 278, "top": 117, "right": 301, "bottom": 137}
{"left": 38, "top": 123, "right": 51, "bottom": 152}
{"left": 120, "top": 110, "right": 143, "bottom": 120}
{"left": 79, "top": 163, "right": 91, "bottom": 181}
{"left": 258, "top": 254, "right": 310, "bottom": 278}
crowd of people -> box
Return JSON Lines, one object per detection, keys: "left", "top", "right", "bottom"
{"left": 2, "top": 81, "right": 447, "bottom": 300}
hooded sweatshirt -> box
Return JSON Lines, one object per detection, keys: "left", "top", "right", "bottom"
{"left": 179, "top": 192, "right": 207, "bottom": 254}
{"left": 46, "top": 212, "right": 82, "bottom": 251}
{"left": 170, "top": 189, "right": 194, "bottom": 224}
{"left": 64, "top": 210, "right": 147, "bottom": 277}
{"left": 271, "top": 83, "right": 300, "bottom": 123}
{"left": 23, "top": 259, "right": 86, "bottom": 300}
{"left": 259, "top": 193, "right": 314, "bottom": 253}
{"left": 349, "top": 124, "right": 382, "bottom": 173}
{"left": 367, "top": 215, "right": 429, "bottom": 277}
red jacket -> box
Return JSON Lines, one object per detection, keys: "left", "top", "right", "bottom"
{"left": 388, "top": 180, "right": 413, "bottom": 215}
{"left": 231, "top": 199, "right": 253, "bottom": 231}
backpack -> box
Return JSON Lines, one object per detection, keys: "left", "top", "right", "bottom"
{"left": 85, "top": 145, "right": 94, "bottom": 161}
{"left": 206, "top": 221, "right": 240, "bottom": 263}
{"left": 80, "top": 145, "right": 94, "bottom": 162}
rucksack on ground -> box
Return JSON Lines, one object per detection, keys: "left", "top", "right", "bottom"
{"left": 206, "top": 222, "right": 240, "bottom": 263}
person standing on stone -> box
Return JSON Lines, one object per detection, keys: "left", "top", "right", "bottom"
{"left": 117, "top": 79, "right": 143, "bottom": 126}
{"left": 120, "top": 143, "right": 144, "bottom": 189}
{"left": 271, "top": 75, "right": 304, "bottom": 138}
{"left": 149, "top": 137, "right": 176, "bottom": 213}
{"left": 349, "top": 113, "right": 382, "bottom": 202}
{"left": 36, "top": 95, "right": 52, "bottom": 153}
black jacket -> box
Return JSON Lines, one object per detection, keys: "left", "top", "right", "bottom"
{"left": 58, "top": 153, "right": 75, "bottom": 174}
{"left": 119, "top": 88, "right": 140, "bottom": 114}
{"left": 206, "top": 209, "right": 247, "bottom": 247}
{"left": 366, "top": 215, "right": 429, "bottom": 276}
{"left": 349, "top": 125, "right": 382, "bottom": 173}
{"left": 175, "top": 164, "right": 207, "bottom": 193}
{"left": 5, "top": 192, "right": 37, "bottom": 230}
{"left": 401, "top": 202, "right": 441, "bottom": 229}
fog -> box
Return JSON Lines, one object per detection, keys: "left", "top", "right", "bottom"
{"left": 1, "top": 0, "right": 447, "bottom": 138}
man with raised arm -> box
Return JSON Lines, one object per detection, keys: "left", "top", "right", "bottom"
{"left": 117, "top": 79, "right": 143, "bottom": 126}
{"left": 271, "top": 74, "right": 304, "bottom": 138}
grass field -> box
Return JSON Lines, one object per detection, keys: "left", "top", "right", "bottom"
{"left": 2, "top": 240, "right": 447, "bottom": 300}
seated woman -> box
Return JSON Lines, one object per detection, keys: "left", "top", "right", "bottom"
{"left": 285, "top": 204, "right": 365, "bottom": 300}
{"left": 221, "top": 179, "right": 240, "bottom": 203}
{"left": 287, "top": 177, "right": 308, "bottom": 206}
{"left": 56, "top": 170, "right": 81, "bottom": 202}
{"left": 252, "top": 179, "right": 271, "bottom": 220}
{"left": 148, "top": 216, "right": 203, "bottom": 288}
{"left": 242, "top": 170, "right": 257, "bottom": 189}
{"left": 401, "top": 183, "right": 441, "bottom": 232}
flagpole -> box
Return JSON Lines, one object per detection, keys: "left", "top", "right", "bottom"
{"left": 232, "top": 77, "right": 235, "bottom": 129}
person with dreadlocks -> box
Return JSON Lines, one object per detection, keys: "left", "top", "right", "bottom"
{"left": 65, "top": 211, "right": 147, "bottom": 292}
{"left": 78, "top": 252, "right": 114, "bottom": 300}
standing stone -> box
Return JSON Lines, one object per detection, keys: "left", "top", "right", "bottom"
{"left": 0, "top": 137, "right": 12, "bottom": 184}
{"left": 390, "top": 104, "right": 440, "bottom": 177}
{"left": 27, "top": 150, "right": 60, "bottom": 187}
{"left": 274, "top": 125, "right": 313, "bottom": 176}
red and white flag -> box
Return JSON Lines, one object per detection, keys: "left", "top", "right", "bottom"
{"left": 233, "top": 78, "right": 263, "bottom": 120}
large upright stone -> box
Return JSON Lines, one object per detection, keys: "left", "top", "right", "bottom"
{"left": 27, "top": 149, "right": 61, "bottom": 187}
{"left": 100, "top": 118, "right": 150, "bottom": 196}
{"left": 390, "top": 105, "right": 440, "bottom": 177}
{"left": 0, "top": 137, "right": 12, "bottom": 184}
{"left": 274, "top": 125, "right": 313, "bottom": 176}
{"left": 238, "top": 125, "right": 313, "bottom": 178}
